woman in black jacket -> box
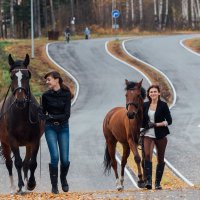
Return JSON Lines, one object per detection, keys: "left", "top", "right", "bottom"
{"left": 41, "top": 71, "right": 73, "bottom": 194}
{"left": 142, "top": 85, "right": 172, "bottom": 190}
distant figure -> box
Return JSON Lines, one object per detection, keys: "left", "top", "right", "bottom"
{"left": 64, "top": 26, "right": 71, "bottom": 43}
{"left": 84, "top": 27, "right": 90, "bottom": 39}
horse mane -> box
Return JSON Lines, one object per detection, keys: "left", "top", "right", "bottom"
{"left": 125, "top": 81, "right": 146, "bottom": 100}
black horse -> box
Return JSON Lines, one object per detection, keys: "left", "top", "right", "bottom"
{"left": 0, "top": 54, "right": 44, "bottom": 193}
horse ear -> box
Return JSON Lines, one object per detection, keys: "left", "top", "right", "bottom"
{"left": 23, "top": 54, "right": 30, "bottom": 67}
{"left": 138, "top": 79, "right": 143, "bottom": 87}
{"left": 8, "top": 54, "right": 15, "bottom": 67}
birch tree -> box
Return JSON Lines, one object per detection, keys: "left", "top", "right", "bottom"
{"left": 182, "top": 0, "right": 189, "bottom": 28}
{"left": 139, "top": 0, "right": 143, "bottom": 28}
{"left": 10, "top": 0, "right": 14, "bottom": 38}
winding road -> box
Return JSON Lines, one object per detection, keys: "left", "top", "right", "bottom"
{"left": 0, "top": 34, "right": 200, "bottom": 194}
{"left": 124, "top": 34, "right": 200, "bottom": 185}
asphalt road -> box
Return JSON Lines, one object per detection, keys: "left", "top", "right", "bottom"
{"left": 124, "top": 34, "right": 200, "bottom": 185}
{"left": 0, "top": 38, "right": 149, "bottom": 194}
{"left": 1, "top": 34, "right": 200, "bottom": 194}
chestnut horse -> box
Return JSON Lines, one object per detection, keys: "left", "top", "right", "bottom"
{"left": 0, "top": 54, "right": 44, "bottom": 193}
{"left": 103, "top": 79, "right": 146, "bottom": 190}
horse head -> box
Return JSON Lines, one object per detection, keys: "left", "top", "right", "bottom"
{"left": 125, "top": 79, "right": 145, "bottom": 119}
{"left": 8, "top": 54, "right": 31, "bottom": 109}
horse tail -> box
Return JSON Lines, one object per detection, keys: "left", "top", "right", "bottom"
{"left": 103, "top": 143, "right": 112, "bottom": 175}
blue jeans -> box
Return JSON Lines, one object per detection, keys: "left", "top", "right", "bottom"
{"left": 45, "top": 122, "right": 70, "bottom": 168}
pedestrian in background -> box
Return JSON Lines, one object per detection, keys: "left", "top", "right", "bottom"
{"left": 142, "top": 85, "right": 172, "bottom": 190}
{"left": 84, "top": 27, "right": 90, "bottom": 39}
{"left": 41, "top": 71, "right": 73, "bottom": 194}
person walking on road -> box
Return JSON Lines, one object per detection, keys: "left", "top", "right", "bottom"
{"left": 84, "top": 27, "right": 90, "bottom": 39}
{"left": 64, "top": 26, "right": 71, "bottom": 43}
{"left": 41, "top": 71, "right": 73, "bottom": 194}
{"left": 142, "top": 85, "right": 172, "bottom": 190}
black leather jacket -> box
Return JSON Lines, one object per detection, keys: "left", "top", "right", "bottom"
{"left": 41, "top": 88, "right": 71, "bottom": 123}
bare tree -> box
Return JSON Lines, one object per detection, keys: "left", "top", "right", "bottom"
{"left": 163, "top": 0, "right": 168, "bottom": 30}
{"left": 139, "top": 0, "right": 143, "bottom": 28}
{"left": 182, "top": 0, "right": 189, "bottom": 28}
{"left": 10, "top": 0, "right": 14, "bottom": 38}
{"left": 49, "top": 0, "right": 56, "bottom": 31}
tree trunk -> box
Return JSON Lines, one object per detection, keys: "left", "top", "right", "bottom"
{"left": 158, "top": 0, "right": 163, "bottom": 30}
{"left": 139, "top": 0, "right": 143, "bottom": 28}
{"left": 130, "top": 0, "right": 135, "bottom": 25}
{"left": 191, "top": 0, "right": 195, "bottom": 29}
{"left": 163, "top": 0, "right": 169, "bottom": 30}
{"left": 125, "top": 0, "right": 129, "bottom": 29}
{"left": 49, "top": 0, "right": 56, "bottom": 31}
{"left": 37, "top": 0, "right": 41, "bottom": 37}
{"left": 154, "top": 0, "right": 159, "bottom": 29}
{"left": 10, "top": 0, "right": 14, "bottom": 38}
{"left": 42, "top": 0, "right": 48, "bottom": 31}
{"left": 182, "top": 0, "right": 189, "bottom": 28}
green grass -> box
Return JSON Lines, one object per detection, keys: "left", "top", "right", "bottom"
{"left": 0, "top": 41, "right": 11, "bottom": 89}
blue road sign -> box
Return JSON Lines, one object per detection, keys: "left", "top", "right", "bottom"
{"left": 112, "top": 10, "right": 120, "bottom": 18}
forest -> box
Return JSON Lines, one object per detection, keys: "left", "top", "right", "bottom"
{"left": 0, "top": 0, "right": 200, "bottom": 39}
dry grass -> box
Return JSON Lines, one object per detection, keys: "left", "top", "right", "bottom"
{"left": 2, "top": 38, "right": 75, "bottom": 100}
{"left": 183, "top": 38, "right": 200, "bottom": 53}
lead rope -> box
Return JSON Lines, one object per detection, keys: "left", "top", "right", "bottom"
{"left": 40, "top": 140, "right": 41, "bottom": 178}
{"left": 39, "top": 96, "right": 42, "bottom": 179}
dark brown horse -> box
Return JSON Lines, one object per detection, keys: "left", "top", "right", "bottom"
{"left": 0, "top": 54, "right": 44, "bottom": 193}
{"left": 103, "top": 79, "right": 146, "bottom": 190}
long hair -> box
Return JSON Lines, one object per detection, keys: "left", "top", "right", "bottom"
{"left": 44, "top": 71, "right": 74, "bottom": 99}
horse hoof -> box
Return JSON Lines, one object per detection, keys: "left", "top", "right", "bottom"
{"left": 27, "top": 180, "right": 36, "bottom": 191}
{"left": 117, "top": 186, "right": 124, "bottom": 191}
{"left": 138, "top": 180, "right": 145, "bottom": 188}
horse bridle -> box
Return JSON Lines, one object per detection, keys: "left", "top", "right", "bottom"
{"left": 0, "top": 68, "right": 38, "bottom": 124}
{"left": 126, "top": 88, "right": 142, "bottom": 117}
{"left": 10, "top": 68, "right": 31, "bottom": 98}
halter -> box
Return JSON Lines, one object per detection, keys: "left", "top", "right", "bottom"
{"left": 0, "top": 68, "right": 38, "bottom": 124}
{"left": 10, "top": 68, "right": 31, "bottom": 97}
{"left": 126, "top": 87, "right": 142, "bottom": 119}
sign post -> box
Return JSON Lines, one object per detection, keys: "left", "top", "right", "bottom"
{"left": 112, "top": 10, "right": 120, "bottom": 38}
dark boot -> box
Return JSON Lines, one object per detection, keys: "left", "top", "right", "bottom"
{"left": 155, "top": 162, "right": 165, "bottom": 190}
{"left": 49, "top": 164, "right": 59, "bottom": 194}
{"left": 144, "top": 160, "right": 152, "bottom": 189}
{"left": 60, "top": 162, "right": 70, "bottom": 192}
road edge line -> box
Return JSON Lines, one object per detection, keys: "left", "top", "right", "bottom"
{"left": 45, "top": 42, "right": 79, "bottom": 106}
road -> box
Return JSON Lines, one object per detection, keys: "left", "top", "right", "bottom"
{"left": 124, "top": 34, "right": 200, "bottom": 185}
{"left": 0, "top": 38, "right": 149, "bottom": 194}
{"left": 1, "top": 34, "right": 200, "bottom": 194}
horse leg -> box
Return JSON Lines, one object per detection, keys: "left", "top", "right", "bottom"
{"left": 27, "top": 142, "right": 39, "bottom": 191}
{"left": 1, "top": 142, "right": 16, "bottom": 194}
{"left": 107, "top": 139, "right": 123, "bottom": 190}
{"left": 11, "top": 146, "right": 24, "bottom": 193}
{"left": 23, "top": 146, "right": 32, "bottom": 190}
{"left": 120, "top": 144, "right": 130, "bottom": 189}
{"left": 127, "top": 137, "right": 145, "bottom": 188}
